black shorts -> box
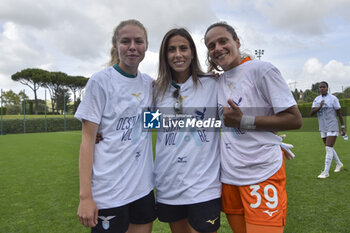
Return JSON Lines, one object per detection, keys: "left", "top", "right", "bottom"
{"left": 91, "top": 190, "right": 156, "bottom": 233}
{"left": 157, "top": 198, "right": 221, "bottom": 233}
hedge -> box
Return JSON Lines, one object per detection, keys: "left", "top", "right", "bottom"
{"left": 298, "top": 98, "right": 350, "bottom": 117}
{"left": 0, "top": 107, "right": 6, "bottom": 115}
{"left": 0, "top": 117, "right": 81, "bottom": 134}
{"left": 1, "top": 98, "right": 349, "bottom": 134}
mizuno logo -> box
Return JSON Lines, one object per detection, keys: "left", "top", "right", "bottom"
{"left": 206, "top": 217, "right": 219, "bottom": 225}
{"left": 263, "top": 210, "right": 279, "bottom": 217}
{"left": 177, "top": 156, "right": 187, "bottom": 163}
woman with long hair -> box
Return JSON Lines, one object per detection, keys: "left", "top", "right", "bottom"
{"left": 153, "top": 28, "right": 221, "bottom": 233}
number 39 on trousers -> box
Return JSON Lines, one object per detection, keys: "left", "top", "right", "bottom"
{"left": 249, "top": 184, "right": 278, "bottom": 209}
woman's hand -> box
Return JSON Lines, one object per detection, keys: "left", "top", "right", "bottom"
{"left": 77, "top": 196, "right": 98, "bottom": 227}
{"left": 341, "top": 128, "right": 346, "bottom": 136}
{"left": 95, "top": 133, "right": 103, "bottom": 144}
{"left": 222, "top": 99, "right": 243, "bottom": 128}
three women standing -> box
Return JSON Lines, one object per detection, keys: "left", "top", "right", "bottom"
{"left": 76, "top": 19, "right": 305, "bottom": 233}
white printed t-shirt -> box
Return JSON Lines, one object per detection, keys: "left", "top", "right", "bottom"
{"left": 218, "top": 60, "right": 296, "bottom": 186}
{"left": 75, "top": 65, "right": 154, "bottom": 209}
{"left": 154, "top": 77, "right": 221, "bottom": 205}
{"left": 312, "top": 94, "right": 341, "bottom": 132}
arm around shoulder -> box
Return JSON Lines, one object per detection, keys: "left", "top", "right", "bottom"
{"left": 254, "top": 105, "right": 302, "bottom": 131}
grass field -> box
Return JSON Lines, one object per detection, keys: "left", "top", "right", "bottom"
{"left": 0, "top": 119, "right": 349, "bottom": 232}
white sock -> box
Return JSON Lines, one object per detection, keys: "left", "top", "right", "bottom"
{"left": 324, "top": 146, "right": 333, "bottom": 173}
{"left": 331, "top": 147, "right": 342, "bottom": 165}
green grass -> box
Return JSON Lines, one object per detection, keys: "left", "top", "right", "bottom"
{"left": 1, "top": 114, "right": 75, "bottom": 119}
{"left": 282, "top": 131, "right": 350, "bottom": 233}
{"left": 0, "top": 132, "right": 82, "bottom": 233}
{"left": 1, "top": 124, "right": 350, "bottom": 232}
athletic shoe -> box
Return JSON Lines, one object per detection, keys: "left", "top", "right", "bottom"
{"left": 281, "top": 143, "right": 295, "bottom": 160}
{"left": 334, "top": 163, "right": 343, "bottom": 172}
{"left": 279, "top": 134, "right": 287, "bottom": 140}
{"left": 317, "top": 171, "right": 329, "bottom": 179}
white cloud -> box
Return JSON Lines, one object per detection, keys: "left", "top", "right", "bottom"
{"left": 1, "top": 0, "right": 350, "bottom": 99}
{"left": 0, "top": 0, "right": 217, "bottom": 94}
{"left": 0, "top": 22, "right": 51, "bottom": 75}
{"left": 254, "top": 0, "right": 350, "bottom": 35}
{"left": 299, "top": 58, "right": 350, "bottom": 92}
{"left": 139, "top": 51, "right": 159, "bottom": 79}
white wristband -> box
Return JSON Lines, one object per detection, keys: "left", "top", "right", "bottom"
{"left": 240, "top": 115, "right": 256, "bottom": 130}
{"left": 341, "top": 125, "right": 345, "bottom": 129}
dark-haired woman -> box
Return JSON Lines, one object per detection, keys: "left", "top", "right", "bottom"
{"left": 153, "top": 28, "right": 221, "bottom": 233}
{"left": 204, "top": 22, "right": 302, "bottom": 233}
{"left": 311, "top": 81, "right": 346, "bottom": 179}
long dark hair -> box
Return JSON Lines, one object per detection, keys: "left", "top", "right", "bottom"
{"left": 155, "top": 28, "right": 204, "bottom": 99}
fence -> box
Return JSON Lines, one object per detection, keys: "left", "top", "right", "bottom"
{"left": 1, "top": 89, "right": 349, "bottom": 135}
{"left": 0, "top": 89, "right": 81, "bottom": 135}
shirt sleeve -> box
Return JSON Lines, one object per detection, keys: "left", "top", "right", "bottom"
{"left": 257, "top": 64, "right": 297, "bottom": 114}
{"left": 333, "top": 95, "right": 341, "bottom": 110}
{"left": 74, "top": 78, "right": 106, "bottom": 125}
{"left": 311, "top": 98, "right": 317, "bottom": 108}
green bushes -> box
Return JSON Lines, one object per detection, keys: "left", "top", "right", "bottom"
{"left": 0, "top": 107, "right": 6, "bottom": 115}
{"left": 339, "top": 98, "right": 350, "bottom": 116}
{"left": 1, "top": 117, "right": 81, "bottom": 134}
{"left": 5, "top": 105, "right": 21, "bottom": 115}
{"left": 297, "top": 102, "right": 313, "bottom": 117}
{"left": 298, "top": 98, "right": 350, "bottom": 117}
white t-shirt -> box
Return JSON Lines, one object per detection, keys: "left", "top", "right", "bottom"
{"left": 312, "top": 94, "right": 341, "bottom": 132}
{"left": 218, "top": 60, "right": 296, "bottom": 186}
{"left": 75, "top": 66, "right": 154, "bottom": 209}
{"left": 154, "top": 77, "right": 221, "bottom": 205}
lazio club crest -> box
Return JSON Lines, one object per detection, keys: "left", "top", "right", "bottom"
{"left": 98, "top": 216, "right": 116, "bottom": 230}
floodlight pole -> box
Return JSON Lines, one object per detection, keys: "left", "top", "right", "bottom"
{"left": 23, "top": 89, "right": 26, "bottom": 133}
{"left": 45, "top": 89, "right": 47, "bottom": 132}
{"left": 63, "top": 93, "right": 66, "bottom": 131}
{"left": 255, "top": 49, "right": 264, "bottom": 60}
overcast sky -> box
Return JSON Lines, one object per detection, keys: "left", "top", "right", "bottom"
{"left": 1, "top": 0, "right": 350, "bottom": 99}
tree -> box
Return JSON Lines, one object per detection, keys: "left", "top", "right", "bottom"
{"left": 1, "top": 90, "right": 21, "bottom": 106}
{"left": 18, "top": 90, "right": 29, "bottom": 101}
{"left": 311, "top": 82, "right": 321, "bottom": 94}
{"left": 303, "top": 89, "right": 318, "bottom": 103}
{"left": 42, "top": 71, "right": 68, "bottom": 114}
{"left": 76, "top": 77, "right": 88, "bottom": 103}
{"left": 344, "top": 87, "right": 350, "bottom": 98}
{"left": 56, "top": 88, "right": 71, "bottom": 114}
{"left": 292, "top": 88, "right": 300, "bottom": 102}
{"left": 66, "top": 75, "right": 88, "bottom": 112}
{"left": 11, "top": 68, "right": 50, "bottom": 114}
